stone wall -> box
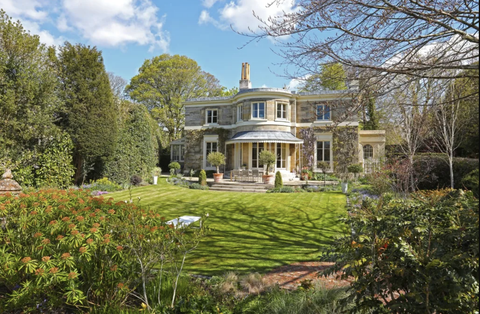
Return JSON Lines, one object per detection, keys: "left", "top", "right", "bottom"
{"left": 185, "top": 105, "right": 234, "bottom": 127}
{"left": 296, "top": 100, "right": 357, "bottom": 123}
{"left": 183, "top": 128, "right": 232, "bottom": 171}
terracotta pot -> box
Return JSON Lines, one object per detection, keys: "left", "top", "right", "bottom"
{"left": 262, "top": 174, "right": 275, "bottom": 185}
{"left": 213, "top": 173, "right": 223, "bottom": 183}
{"left": 301, "top": 173, "right": 309, "bottom": 180}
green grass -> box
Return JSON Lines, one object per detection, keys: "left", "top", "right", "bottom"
{"left": 109, "top": 179, "right": 348, "bottom": 276}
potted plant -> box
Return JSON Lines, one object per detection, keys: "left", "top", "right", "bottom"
{"left": 317, "top": 161, "right": 330, "bottom": 186}
{"left": 207, "top": 152, "right": 226, "bottom": 183}
{"left": 259, "top": 150, "right": 276, "bottom": 184}
{"left": 242, "top": 163, "right": 247, "bottom": 170}
{"left": 301, "top": 167, "right": 310, "bottom": 181}
{"left": 151, "top": 167, "right": 162, "bottom": 185}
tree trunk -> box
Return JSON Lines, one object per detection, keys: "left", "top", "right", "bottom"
{"left": 449, "top": 157, "right": 454, "bottom": 189}
{"left": 74, "top": 155, "right": 83, "bottom": 186}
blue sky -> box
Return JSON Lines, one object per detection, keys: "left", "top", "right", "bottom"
{"left": 1, "top": 0, "right": 304, "bottom": 90}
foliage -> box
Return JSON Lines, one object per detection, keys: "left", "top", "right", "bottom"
{"left": 267, "top": 187, "right": 295, "bottom": 193}
{"left": 259, "top": 151, "right": 276, "bottom": 175}
{"left": 0, "top": 11, "right": 62, "bottom": 161}
{"left": 274, "top": 171, "right": 283, "bottom": 188}
{"left": 362, "top": 97, "right": 380, "bottom": 130}
{"left": 413, "top": 154, "right": 479, "bottom": 190}
{"left": 189, "top": 183, "right": 209, "bottom": 190}
{"left": 333, "top": 127, "right": 358, "bottom": 182}
{"left": 321, "top": 189, "right": 479, "bottom": 313}
{"left": 193, "top": 169, "right": 216, "bottom": 179}
{"left": 55, "top": 42, "right": 117, "bottom": 185}
{"left": 461, "top": 169, "right": 479, "bottom": 198}
{"left": 151, "top": 167, "right": 162, "bottom": 177}
{"left": 299, "top": 63, "right": 347, "bottom": 92}
{"left": 103, "top": 102, "right": 159, "bottom": 185}
{"left": 169, "top": 162, "right": 181, "bottom": 170}
{"left": 126, "top": 54, "right": 226, "bottom": 143}
{"left": 299, "top": 128, "right": 316, "bottom": 170}
{"left": 198, "top": 170, "right": 207, "bottom": 186}
{"left": 347, "top": 164, "right": 363, "bottom": 174}
{"left": 86, "top": 177, "right": 123, "bottom": 193}
{"left": 206, "top": 152, "right": 226, "bottom": 174}
{"left": 130, "top": 175, "right": 142, "bottom": 186}
{"left": 0, "top": 189, "right": 207, "bottom": 312}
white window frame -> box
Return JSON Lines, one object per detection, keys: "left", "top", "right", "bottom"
{"left": 205, "top": 109, "right": 218, "bottom": 124}
{"left": 314, "top": 134, "right": 333, "bottom": 171}
{"left": 276, "top": 102, "right": 288, "bottom": 120}
{"left": 171, "top": 144, "right": 184, "bottom": 162}
{"left": 316, "top": 104, "right": 331, "bottom": 121}
{"left": 203, "top": 135, "right": 219, "bottom": 170}
{"left": 237, "top": 105, "right": 243, "bottom": 122}
{"left": 363, "top": 144, "right": 374, "bottom": 159}
{"left": 251, "top": 102, "right": 265, "bottom": 119}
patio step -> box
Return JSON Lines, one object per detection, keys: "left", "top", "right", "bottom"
{"left": 208, "top": 182, "right": 270, "bottom": 193}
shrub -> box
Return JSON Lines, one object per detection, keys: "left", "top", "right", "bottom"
{"left": 274, "top": 171, "right": 283, "bottom": 188}
{"left": 168, "top": 162, "right": 181, "bottom": 171}
{"left": 414, "top": 154, "right": 479, "bottom": 190}
{"left": 130, "top": 175, "right": 142, "bottom": 186}
{"left": 206, "top": 152, "right": 226, "bottom": 174}
{"left": 199, "top": 170, "right": 207, "bottom": 186}
{"left": 462, "top": 169, "right": 479, "bottom": 198}
{"left": 267, "top": 187, "right": 295, "bottom": 193}
{"left": 321, "top": 189, "right": 479, "bottom": 313}
{"left": 0, "top": 189, "right": 207, "bottom": 312}
{"left": 88, "top": 177, "right": 122, "bottom": 192}
{"left": 189, "top": 183, "right": 209, "bottom": 190}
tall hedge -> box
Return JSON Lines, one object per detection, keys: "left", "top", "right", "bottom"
{"left": 103, "top": 102, "right": 160, "bottom": 184}
{"left": 414, "top": 154, "right": 479, "bottom": 190}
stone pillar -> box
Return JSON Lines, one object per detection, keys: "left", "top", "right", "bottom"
{"left": 0, "top": 169, "right": 22, "bottom": 195}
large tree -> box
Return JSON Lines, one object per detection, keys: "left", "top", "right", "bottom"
{"left": 250, "top": 1, "right": 478, "bottom": 98}
{"left": 0, "top": 10, "right": 62, "bottom": 159}
{"left": 126, "top": 54, "right": 225, "bottom": 143}
{"left": 299, "top": 62, "right": 347, "bottom": 92}
{"left": 55, "top": 43, "right": 117, "bottom": 184}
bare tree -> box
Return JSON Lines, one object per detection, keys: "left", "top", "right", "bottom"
{"left": 108, "top": 72, "right": 128, "bottom": 100}
{"left": 245, "top": 1, "right": 478, "bottom": 97}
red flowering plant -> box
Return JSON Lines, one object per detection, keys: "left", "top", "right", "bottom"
{"left": 0, "top": 189, "right": 207, "bottom": 312}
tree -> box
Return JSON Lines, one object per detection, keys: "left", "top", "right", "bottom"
{"left": 248, "top": 0, "right": 478, "bottom": 113}
{"left": 362, "top": 97, "right": 380, "bottom": 130}
{"left": 0, "top": 10, "right": 62, "bottom": 159}
{"left": 126, "top": 54, "right": 225, "bottom": 143}
{"left": 55, "top": 42, "right": 117, "bottom": 184}
{"left": 108, "top": 72, "right": 128, "bottom": 101}
{"left": 299, "top": 63, "right": 347, "bottom": 92}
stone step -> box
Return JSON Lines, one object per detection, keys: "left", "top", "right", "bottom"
{"left": 208, "top": 182, "right": 270, "bottom": 193}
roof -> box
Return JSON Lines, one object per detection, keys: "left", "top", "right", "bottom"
{"left": 225, "top": 131, "right": 303, "bottom": 144}
{"left": 170, "top": 138, "right": 185, "bottom": 145}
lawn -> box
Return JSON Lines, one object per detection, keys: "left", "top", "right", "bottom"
{"left": 110, "top": 179, "right": 348, "bottom": 276}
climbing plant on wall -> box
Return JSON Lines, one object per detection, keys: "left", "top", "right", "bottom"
{"left": 333, "top": 126, "right": 358, "bottom": 180}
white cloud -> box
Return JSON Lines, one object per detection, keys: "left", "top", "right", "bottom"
{"left": 0, "top": 0, "right": 49, "bottom": 20}
{"left": 60, "top": 0, "right": 170, "bottom": 50}
{"left": 198, "top": 10, "right": 227, "bottom": 30}
{"left": 287, "top": 75, "right": 311, "bottom": 91}
{"left": 202, "top": 0, "right": 221, "bottom": 8}
{"left": 19, "top": 19, "right": 65, "bottom": 47}
{"left": 200, "top": 0, "right": 296, "bottom": 34}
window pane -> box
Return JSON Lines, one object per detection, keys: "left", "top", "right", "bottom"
{"left": 324, "top": 106, "right": 330, "bottom": 120}
{"left": 253, "top": 103, "right": 258, "bottom": 118}
{"left": 259, "top": 103, "right": 264, "bottom": 118}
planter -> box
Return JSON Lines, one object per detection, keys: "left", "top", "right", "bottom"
{"left": 301, "top": 173, "right": 309, "bottom": 180}
{"left": 213, "top": 173, "right": 224, "bottom": 183}
{"left": 153, "top": 176, "right": 158, "bottom": 185}
{"left": 262, "top": 174, "right": 275, "bottom": 185}
{"left": 341, "top": 182, "right": 349, "bottom": 194}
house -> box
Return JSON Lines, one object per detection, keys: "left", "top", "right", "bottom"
{"left": 171, "top": 63, "right": 385, "bottom": 178}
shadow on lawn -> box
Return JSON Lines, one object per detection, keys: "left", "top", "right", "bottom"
{"left": 164, "top": 196, "right": 349, "bottom": 276}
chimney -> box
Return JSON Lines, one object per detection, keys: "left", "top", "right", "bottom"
{"left": 239, "top": 62, "right": 252, "bottom": 90}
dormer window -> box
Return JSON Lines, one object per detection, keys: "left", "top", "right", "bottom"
{"left": 252, "top": 102, "right": 265, "bottom": 119}
{"left": 316, "top": 104, "right": 331, "bottom": 120}
{"left": 206, "top": 109, "right": 218, "bottom": 124}
{"left": 276, "top": 103, "right": 287, "bottom": 119}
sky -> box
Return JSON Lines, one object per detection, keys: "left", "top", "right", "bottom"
{"left": 0, "top": 0, "right": 304, "bottom": 90}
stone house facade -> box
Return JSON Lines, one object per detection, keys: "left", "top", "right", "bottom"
{"left": 171, "top": 63, "right": 385, "bottom": 177}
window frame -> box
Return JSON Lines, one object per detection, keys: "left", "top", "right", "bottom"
{"left": 363, "top": 144, "right": 374, "bottom": 159}
{"left": 276, "top": 102, "right": 288, "bottom": 120}
{"left": 206, "top": 109, "right": 218, "bottom": 124}
{"left": 251, "top": 102, "right": 265, "bottom": 119}
{"left": 316, "top": 104, "right": 331, "bottom": 121}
